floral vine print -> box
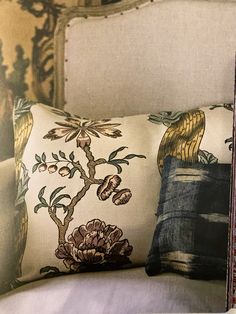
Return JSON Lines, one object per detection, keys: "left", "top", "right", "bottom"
{"left": 32, "top": 109, "right": 146, "bottom": 274}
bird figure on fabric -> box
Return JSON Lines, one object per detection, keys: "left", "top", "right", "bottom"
{"left": 149, "top": 110, "right": 205, "bottom": 174}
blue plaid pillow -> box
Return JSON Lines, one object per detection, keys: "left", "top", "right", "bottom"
{"left": 146, "top": 156, "right": 231, "bottom": 279}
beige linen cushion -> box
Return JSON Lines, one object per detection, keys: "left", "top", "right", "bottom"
{"left": 12, "top": 98, "right": 232, "bottom": 289}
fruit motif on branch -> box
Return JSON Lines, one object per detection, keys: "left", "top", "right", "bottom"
{"left": 112, "top": 189, "right": 132, "bottom": 205}
{"left": 97, "top": 175, "right": 121, "bottom": 200}
{"left": 97, "top": 175, "right": 132, "bottom": 205}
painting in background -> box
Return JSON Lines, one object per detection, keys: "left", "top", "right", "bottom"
{"left": 0, "top": 1, "right": 82, "bottom": 158}
{"left": 0, "top": 0, "right": 121, "bottom": 161}
{"left": 0, "top": 0, "right": 76, "bottom": 103}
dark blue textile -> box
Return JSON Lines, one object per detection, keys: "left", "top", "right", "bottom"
{"left": 146, "top": 156, "right": 231, "bottom": 279}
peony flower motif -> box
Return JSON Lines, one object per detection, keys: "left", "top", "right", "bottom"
{"left": 55, "top": 219, "right": 133, "bottom": 272}
{"left": 43, "top": 117, "right": 122, "bottom": 148}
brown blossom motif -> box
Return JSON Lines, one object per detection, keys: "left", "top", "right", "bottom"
{"left": 43, "top": 117, "right": 122, "bottom": 148}
{"left": 112, "top": 189, "right": 132, "bottom": 205}
{"left": 97, "top": 175, "right": 132, "bottom": 205}
{"left": 55, "top": 219, "right": 133, "bottom": 272}
{"left": 97, "top": 175, "right": 121, "bottom": 201}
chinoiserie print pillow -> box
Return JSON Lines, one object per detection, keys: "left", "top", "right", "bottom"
{"left": 11, "top": 98, "right": 232, "bottom": 291}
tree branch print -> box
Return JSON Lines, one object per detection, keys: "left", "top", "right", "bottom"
{"left": 33, "top": 116, "right": 146, "bottom": 246}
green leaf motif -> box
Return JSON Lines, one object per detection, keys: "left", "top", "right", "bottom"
{"left": 52, "top": 153, "right": 59, "bottom": 161}
{"left": 69, "top": 167, "right": 78, "bottom": 179}
{"left": 15, "top": 163, "right": 30, "bottom": 206}
{"left": 59, "top": 150, "right": 66, "bottom": 159}
{"left": 34, "top": 203, "right": 47, "bottom": 213}
{"left": 49, "top": 186, "right": 66, "bottom": 205}
{"left": 108, "top": 162, "right": 122, "bottom": 174}
{"left": 109, "top": 146, "right": 128, "bottom": 161}
{"left": 40, "top": 197, "right": 48, "bottom": 207}
{"left": 42, "top": 152, "right": 46, "bottom": 162}
{"left": 115, "top": 164, "right": 122, "bottom": 174}
{"left": 38, "top": 186, "right": 47, "bottom": 203}
{"left": 148, "top": 112, "right": 183, "bottom": 127}
{"left": 35, "top": 154, "right": 41, "bottom": 163}
{"left": 16, "top": 195, "right": 26, "bottom": 206}
{"left": 38, "top": 186, "right": 46, "bottom": 199}
{"left": 52, "top": 194, "right": 71, "bottom": 206}
{"left": 123, "top": 154, "right": 146, "bottom": 160}
{"left": 40, "top": 266, "right": 60, "bottom": 274}
{"left": 69, "top": 152, "right": 75, "bottom": 161}
{"left": 107, "top": 149, "right": 146, "bottom": 174}
{"left": 198, "top": 150, "right": 218, "bottom": 164}
{"left": 32, "top": 163, "right": 40, "bottom": 173}
{"left": 14, "top": 97, "right": 36, "bottom": 120}
{"left": 40, "top": 266, "right": 67, "bottom": 279}
{"left": 112, "top": 159, "right": 129, "bottom": 165}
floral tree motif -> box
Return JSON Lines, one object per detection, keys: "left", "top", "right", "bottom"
{"left": 32, "top": 112, "right": 145, "bottom": 275}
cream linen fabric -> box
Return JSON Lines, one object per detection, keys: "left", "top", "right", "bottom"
{"left": 0, "top": 268, "right": 226, "bottom": 314}
{"left": 13, "top": 100, "right": 232, "bottom": 289}
{"left": 62, "top": 1, "right": 236, "bottom": 118}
